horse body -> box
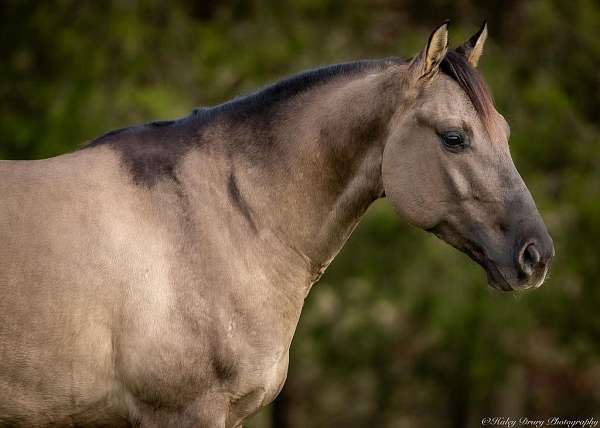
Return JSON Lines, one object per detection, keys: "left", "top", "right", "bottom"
{"left": 0, "top": 132, "right": 314, "bottom": 425}
{"left": 0, "top": 22, "right": 554, "bottom": 427}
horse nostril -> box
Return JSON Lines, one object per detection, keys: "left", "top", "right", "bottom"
{"left": 518, "top": 243, "right": 541, "bottom": 277}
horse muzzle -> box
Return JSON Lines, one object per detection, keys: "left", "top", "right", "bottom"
{"left": 428, "top": 220, "right": 555, "bottom": 292}
{"left": 488, "top": 237, "right": 554, "bottom": 291}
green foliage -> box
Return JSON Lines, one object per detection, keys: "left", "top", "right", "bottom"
{"left": 1, "top": 1, "right": 598, "bottom": 426}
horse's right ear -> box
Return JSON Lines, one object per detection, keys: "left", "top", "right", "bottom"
{"left": 408, "top": 20, "right": 449, "bottom": 82}
{"left": 456, "top": 20, "right": 488, "bottom": 67}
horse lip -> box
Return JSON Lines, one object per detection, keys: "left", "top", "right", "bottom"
{"left": 426, "top": 224, "right": 514, "bottom": 291}
{"left": 462, "top": 243, "right": 513, "bottom": 291}
{"left": 482, "top": 260, "right": 513, "bottom": 291}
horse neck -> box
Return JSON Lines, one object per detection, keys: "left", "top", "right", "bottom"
{"left": 222, "top": 68, "right": 401, "bottom": 278}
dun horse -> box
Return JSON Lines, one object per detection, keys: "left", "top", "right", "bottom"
{"left": 0, "top": 22, "right": 553, "bottom": 427}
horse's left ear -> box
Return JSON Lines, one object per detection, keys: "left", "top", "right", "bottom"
{"left": 456, "top": 20, "right": 488, "bottom": 67}
{"left": 408, "top": 20, "right": 449, "bottom": 82}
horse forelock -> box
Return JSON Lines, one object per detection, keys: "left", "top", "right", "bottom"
{"left": 440, "top": 51, "right": 496, "bottom": 134}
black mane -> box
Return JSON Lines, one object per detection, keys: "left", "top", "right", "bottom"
{"left": 86, "top": 58, "right": 402, "bottom": 149}
{"left": 192, "top": 58, "right": 403, "bottom": 122}
{"left": 87, "top": 53, "right": 491, "bottom": 147}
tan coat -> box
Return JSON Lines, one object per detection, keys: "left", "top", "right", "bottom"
{"left": 0, "top": 23, "right": 552, "bottom": 427}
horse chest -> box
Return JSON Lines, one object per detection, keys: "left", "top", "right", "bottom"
{"left": 117, "top": 274, "right": 300, "bottom": 420}
{"left": 211, "top": 304, "right": 296, "bottom": 395}
{"left": 196, "top": 284, "right": 299, "bottom": 421}
{"left": 224, "top": 345, "right": 290, "bottom": 424}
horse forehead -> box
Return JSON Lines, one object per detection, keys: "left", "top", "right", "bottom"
{"left": 420, "top": 76, "right": 475, "bottom": 118}
{"left": 419, "top": 77, "right": 508, "bottom": 143}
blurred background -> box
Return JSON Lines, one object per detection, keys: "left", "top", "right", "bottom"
{"left": 1, "top": 1, "right": 598, "bottom": 427}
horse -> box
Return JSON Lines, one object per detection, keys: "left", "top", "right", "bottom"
{"left": 0, "top": 21, "right": 553, "bottom": 427}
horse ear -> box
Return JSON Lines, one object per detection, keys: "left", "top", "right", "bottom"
{"left": 456, "top": 20, "right": 488, "bottom": 67}
{"left": 409, "top": 20, "right": 449, "bottom": 81}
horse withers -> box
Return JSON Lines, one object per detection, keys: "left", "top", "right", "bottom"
{"left": 0, "top": 22, "right": 553, "bottom": 427}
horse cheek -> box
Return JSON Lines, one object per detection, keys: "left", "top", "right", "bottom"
{"left": 382, "top": 134, "right": 447, "bottom": 229}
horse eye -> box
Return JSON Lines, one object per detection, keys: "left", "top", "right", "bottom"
{"left": 440, "top": 131, "right": 467, "bottom": 151}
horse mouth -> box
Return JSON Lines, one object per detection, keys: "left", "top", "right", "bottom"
{"left": 461, "top": 242, "right": 514, "bottom": 291}
{"left": 481, "top": 259, "right": 513, "bottom": 291}
{"left": 427, "top": 223, "right": 515, "bottom": 291}
{"left": 462, "top": 244, "right": 513, "bottom": 291}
